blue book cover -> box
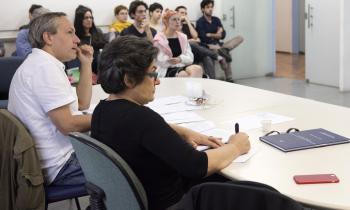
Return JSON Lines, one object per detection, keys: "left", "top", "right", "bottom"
{"left": 260, "top": 128, "right": 350, "bottom": 152}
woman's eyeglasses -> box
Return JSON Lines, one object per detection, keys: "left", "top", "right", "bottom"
{"left": 84, "top": 16, "right": 94, "bottom": 20}
{"left": 264, "top": 128, "right": 300, "bottom": 136}
{"left": 146, "top": 72, "right": 159, "bottom": 81}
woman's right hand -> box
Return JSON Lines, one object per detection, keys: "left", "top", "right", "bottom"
{"left": 227, "top": 132, "right": 250, "bottom": 155}
{"left": 168, "top": 57, "right": 181, "bottom": 65}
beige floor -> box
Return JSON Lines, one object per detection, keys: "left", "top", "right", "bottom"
{"left": 275, "top": 52, "right": 305, "bottom": 80}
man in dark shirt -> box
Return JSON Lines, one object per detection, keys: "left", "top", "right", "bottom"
{"left": 175, "top": 5, "right": 218, "bottom": 78}
{"left": 120, "top": 0, "right": 157, "bottom": 41}
{"left": 196, "top": 0, "right": 244, "bottom": 82}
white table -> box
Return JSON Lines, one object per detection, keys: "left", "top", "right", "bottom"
{"left": 91, "top": 78, "right": 350, "bottom": 210}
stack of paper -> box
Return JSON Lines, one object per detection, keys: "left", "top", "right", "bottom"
{"left": 147, "top": 95, "right": 205, "bottom": 114}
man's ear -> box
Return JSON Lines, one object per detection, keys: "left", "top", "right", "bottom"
{"left": 123, "top": 74, "right": 136, "bottom": 88}
{"left": 42, "top": 31, "right": 53, "bottom": 46}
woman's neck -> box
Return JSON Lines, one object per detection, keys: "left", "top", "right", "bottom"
{"left": 116, "top": 19, "right": 126, "bottom": 24}
{"left": 84, "top": 28, "right": 91, "bottom": 36}
{"left": 165, "top": 29, "right": 177, "bottom": 38}
{"left": 150, "top": 18, "right": 159, "bottom": 26}
{"left": 107, "top": 93, "right": 141, "bottom": 105}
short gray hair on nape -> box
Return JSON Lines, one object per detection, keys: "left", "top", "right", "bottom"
{"left": 29, "top": 12, "right": 66, "bottom": 49}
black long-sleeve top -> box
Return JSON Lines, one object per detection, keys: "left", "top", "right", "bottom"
{"left": 91, "top": 99, "right": 208, "bottom": 210}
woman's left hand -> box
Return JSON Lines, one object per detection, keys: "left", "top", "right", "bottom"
{"left": 168, "top": 57, "right": 181, "bottom": 65}
{"left": 184, "top": 129, "right": 224, "bottom": 149}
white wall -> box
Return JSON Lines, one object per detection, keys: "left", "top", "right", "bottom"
{"left": 275, "top": 0, "right": 293, "bottom": 52}
{"left": 299, "top": 0, "right": 305, "bottom": 52}
{"left": 340, "top": 0, "right": 350, "bottom": 91}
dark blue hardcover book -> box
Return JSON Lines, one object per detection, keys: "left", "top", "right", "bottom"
{"left": 260, "top": 128, "right": 350, "bottom": 152}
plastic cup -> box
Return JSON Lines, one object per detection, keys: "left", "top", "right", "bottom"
{"left": 261, "top": 119, "right": 272, "bottom": 132}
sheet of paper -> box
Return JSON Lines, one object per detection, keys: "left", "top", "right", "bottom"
{"left": 162, "top": 111, "right": 205, "bottom": 124}
{"left": 224, "top": 112, "right": 294, "bottom": 132}
{"left": 179, "top": 121, "right": 216, "bottom": 133}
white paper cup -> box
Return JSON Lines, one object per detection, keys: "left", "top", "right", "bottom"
{"left": 185, "top": 82, "right": 203, "bottom": 99}
{"left": 261, "top": 119, "right": 272, "bottom": 132}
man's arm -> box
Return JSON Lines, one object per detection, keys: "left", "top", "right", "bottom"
{"left": 75, "top": 45, "right": 93, "bottom": 110}
{"left": 48, "top": 105, "right": 91, "bottom": 135}
{"left": 206, "top": 27, "right": 224, "bottom": 40}
{"left": 143, "top": 21, "right": 155, "bottom": 42}
{"left": 184, "top": 17, "right": 198, "bottom": 40}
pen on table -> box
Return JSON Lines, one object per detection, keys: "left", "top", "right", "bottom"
{"left": 235, "top": 123, "right": 239, "bottom": 134}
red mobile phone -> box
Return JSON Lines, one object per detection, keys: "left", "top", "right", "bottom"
{"left": 293, "top": 174, "right": 339, "bottom": 184}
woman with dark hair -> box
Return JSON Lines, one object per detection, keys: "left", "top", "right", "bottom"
{"left": 74, "top": 5, "right": 107, "bottom": 73}
{"left": 91, "top": 36, "right": 250, "bottom": 210}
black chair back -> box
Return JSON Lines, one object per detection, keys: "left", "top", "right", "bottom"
{"left": 0, "top": 56, "right": 24, "bottom": 100}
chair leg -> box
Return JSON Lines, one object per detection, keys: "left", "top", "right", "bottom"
{"left": 74, "top": 197, "right": 82, "bottom": 210}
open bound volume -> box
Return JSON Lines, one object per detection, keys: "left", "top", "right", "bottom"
{"left": 260, "top": 128, "right": 350, "bottom": 152}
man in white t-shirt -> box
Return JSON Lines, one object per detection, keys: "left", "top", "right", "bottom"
{"left": 8, "top": 12, "right": 93, "bottom": 187}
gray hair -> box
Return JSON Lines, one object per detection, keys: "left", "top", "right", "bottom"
{"left": 29, "top": 12, "right": 66, "bottom": 49}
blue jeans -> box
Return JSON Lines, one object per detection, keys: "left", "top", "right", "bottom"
{"left": 49, "top": 153, "right": 86, "bottom": 187}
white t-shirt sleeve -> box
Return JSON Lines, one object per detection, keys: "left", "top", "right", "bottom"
{"left": 31, "top": 64, "right": 76, "bottom": 113}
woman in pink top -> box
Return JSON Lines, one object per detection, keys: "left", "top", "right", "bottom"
{"left": 154, "top": 10, "right": 203, "bottom": 78}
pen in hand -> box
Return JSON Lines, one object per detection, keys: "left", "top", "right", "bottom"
{"left": 235, "top": 123, "right": 239, "bottom": 134}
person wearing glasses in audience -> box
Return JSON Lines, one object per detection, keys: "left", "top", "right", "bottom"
{"left": 153, "top": 10, "right": 203, "bottom": 78}
{"left": 74, "top": 5, "right": 107, "bottom": 74}
{"left": 120, "top": 0, "right": 157, "bottom": 42}
{"left": 110, "top": 5, "right": 132, "bottom": 33}
{"left": 91, "top": 36, "right": 250, "bottom": 210}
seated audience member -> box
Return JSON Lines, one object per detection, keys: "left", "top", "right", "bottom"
{"left": 149, "top": 2, "right": 163, "bottom": 32}
{"left": 74, "top": 5, "right": 107, "bottom": 74}
{"left": 153, "top": 10, "right": 203, "bottom": 78}
{"left": 18, "top": 4, "right": 43, "bottom": 30}
{"left": 92, "top": 36, "right": 250, "bottom": 210}
{"left": 0, "top": 41, "right": 5, "bottom": 57}
{"left": 196, "top": 0, "right": 244, "bottom": 82}
{"left": 110, "top": 5, "right": 132, "bottom": 33}
{"left": 120, "top": 0, "right": 157, "bottom": 42}
{"left": 8, "top": 12, "right": 92, "bottom": 187}
{"left": 175, "top": 5, "right": 219, "bottom": 78}
{"left": 16, "top": 7, "right": 50, "bottom": 57}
